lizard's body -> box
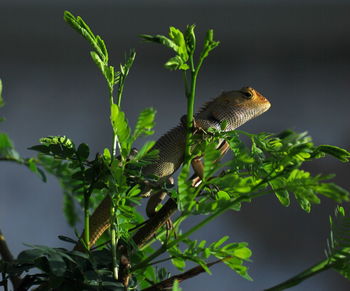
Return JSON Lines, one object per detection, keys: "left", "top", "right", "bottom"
{"left": 75, "top": 87, "right": 271, "bottom": 250}
{"left": 143, "top": 86, "right": 270, "bottom": 180}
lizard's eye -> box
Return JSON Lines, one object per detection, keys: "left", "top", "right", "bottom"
{"left": 241, "top": 90, "right": 253, "bottom": 99}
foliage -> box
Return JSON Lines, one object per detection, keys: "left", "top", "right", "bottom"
{"left": 0, "top": 11, "right": 349, "bottom": 291}
{"left": 326, "top": 206, "right": 350, "bottom": 279}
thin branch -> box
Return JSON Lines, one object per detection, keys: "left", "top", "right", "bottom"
{"left": 141, "top": 258, "right": 224, "bottom": 291}
{"left": 0, "top": 229, "right": 22, "bottom": 289}
{"left": 264, "top": 258, "right": 334, "bottom": 291}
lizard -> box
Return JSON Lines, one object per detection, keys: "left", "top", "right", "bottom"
{"left": 74, "top": 86, "right": 271, "bottom": 251}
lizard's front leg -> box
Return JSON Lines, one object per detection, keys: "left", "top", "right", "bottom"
{"left": 191, "top": 140, "right": 230, "bottom": 187}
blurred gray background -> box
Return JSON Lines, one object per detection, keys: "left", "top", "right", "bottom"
{"left": 1, "top": 0, "right": 350, "bottom": 290}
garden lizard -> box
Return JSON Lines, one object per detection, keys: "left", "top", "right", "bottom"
{"left": 75, "top": 86, "right": 271, "bottom": 250}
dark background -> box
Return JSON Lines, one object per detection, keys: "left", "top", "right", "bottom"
{"left": 1, "top": 1, "right": 350, "bottom": 290}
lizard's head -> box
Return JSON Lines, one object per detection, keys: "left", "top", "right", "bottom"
{"left": 220, "top": 86, "right": 271, "bottom": 113}
{"left": 203, "top": 86, "right": 271, "bottom": 131}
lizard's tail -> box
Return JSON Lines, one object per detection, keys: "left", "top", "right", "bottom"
{"left": 74, "top": 195, "right": 112, "bottom": 251}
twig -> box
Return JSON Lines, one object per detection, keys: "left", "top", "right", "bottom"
{"left": 141, "top": 258, "right": 224, "bottom": 291}
{"left": 264, "top": 258, "right": 334, "bottom": 291}
{"left": 0, "top": 229, "right": 22, "bottom": 289}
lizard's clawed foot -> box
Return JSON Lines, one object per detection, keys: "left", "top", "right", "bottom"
{"left": 165, "top": 218, "right": 173, "bottom": 230}
{"left": 180, "top": 114, "right": 207, "bottom": 135}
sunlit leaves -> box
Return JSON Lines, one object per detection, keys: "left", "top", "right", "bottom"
{"left": 269, "top": 178, "right": 290, "bottom": 207}
{"left": 77, "top": 143, "right": 90, "bottom": 161}
{"left": 185, "top": 24, "right": 196, "bottom": 54}
{"left": 64, "top": 11, "right": 117, "bottom": 89}
{"left": 110, "top": 103, "right": 131, "bottom": 157}
{"left": 168, "top": 237, "right": 252, "bottom": 280}
{"left": 325, "top": 206, "right": 350, "bottom": 280}
{"left": 172, "top": 280, "right": 182, "bottom": 291}
{"left": 2, "top": 245, "right": 126, "bottom": 290}
{"left": 64, "top": 11, "right": 136, "bottom": 99}
{"left": 141, "top": 25, "right": 219, "bottom": 71}
{"left": 141, "top": 27, "right": 189, "bottom": 70}
{"left": 203, "top": 141, "right": 221, "bottom": 181}
{"left": 177, "top": 162, "right": 196, "bottom": 211}
{"left": 64, "top": 11, "right": 108, "bottom": 62}
{"left": 1, "top": 13, "right": 350, "bottom": 290}
{"left": 0, "top": 133, "right": 16, "bottom": 158}
{"left": 30, "top": 136, "right": 76, "bottom": 159}
{"left": 132, "top": 108, "right": 156, "bottom": 141}
{"left": 117, "top": 50, "right": 136, "bottom": 95}
{"left": 90, "top": 51, "right": 115, "bottom": 86}
{"left": 316, "top": 145, "right": 350, "bottom": 162}
{"left": 200, "top": 29, "right": 220, "bottom": 60}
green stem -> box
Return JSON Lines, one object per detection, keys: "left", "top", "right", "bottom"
{"left": 184, "top": 69, "right": 197, "bottom": 162}
{"left": 265, "top": 258, "right": 333, "bottom": 291}
{"left": 84, "top": 197, "right": 90, "bottom": 250}
{"left": 109, "top": 85, "right": 120, "bottom": 279}
{"left": 76, "top": 152, "right": 91, "bottom": 250}
{"left": 117, "top": 77, "right": 124, "bottom": 107}
{"left": 183, "top": 53, "right": 208, "bottom": 163}
{"left": 109, "top": 88, "right": 119, "bottom": 158}
{"left": 144, "top": 256, "right": 176, "bottom": 267}
{"left": 110, "top": 204, "right": 119, "bottom": 280}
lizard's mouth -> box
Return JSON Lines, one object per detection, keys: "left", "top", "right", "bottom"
{"left": 254, "top": 90, "right": 271, "bottom": 111}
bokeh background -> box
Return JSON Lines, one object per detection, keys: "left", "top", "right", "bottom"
{"left": 1, "top": 0, "right": 350, "bottom": 290}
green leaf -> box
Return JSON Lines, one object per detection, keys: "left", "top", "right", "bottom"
{"left": 270, "top": 178, "right": 290, "bottom": 207}
{"left": 64, "top": 11, "right": 107, "bottom": 61}
{"left": 110, "top": 103, "right": 131, "bottom": 156}
{"left": 135, "top": 141, "right": 156, "bottom": 160}
{"left": 316, "top": 183, "right": 349, "bottom": 203}
{"left": 119, "top": 50, "right": 136, "bottom": 79}
{"left": 141, "top": 26, "right": 190, "bottom": 71}
{"left": 27, "top": 158, "right": 47, "bottom": 182}
{"left": 63, "top": 193, "right": 78, "bottom": 226}
{"left": 58, "top": 235, "right": 77, "bottom": 244}
{"left": 133, "top": 107, "right": 156, "bottom": 140}
{"left": 103, "top": 148, "right": 111, "bottom": 161}
{"left": 0, "top": 133, "right": 14, "bottom": 156}
{"left": 28, "top": 145, "right": 50, "bottom": 154}
{"left": 224, "top": 258, "right": 252, "bottom": 281}
{"left": 233, "top": 245, "right": 252, "bottom": 260}
{"left": 90, "top": 51, "right": 111, "bottom": 83}
{"left": 40, "top": 136, "right": 75, "bottom": 148}
{"left": 211, "top": 236, "right": 229, "bottom": 249}
{"left": 140, "top": 34, "right": 178, "bottom": 54}
{"left": 165, "top": 56, "right": 189, "bottom": 71}
{"left": 171, "top": 257, "right": 186, "bottom": 271}
{"left": 172, "top": 280, "right": 182, "bottom": 291}
{"left": 295, "top": 194, "right": 311, "bottom": 213}
{"left": 203, "top": 142, "right": 221, "bottom": 180}
{"left": 185, "top": 24, "right": 196, "bottom": 54}
{"left": 177, "top": 163, "right": 196, "bottom": 211}
{"left": 37, "top": 136, "right": 76, "bottom": 158}
{"left": 77, "top": 143, "right": 89, "bottom": 161}
{"left": 317, "top": 145, "right": 350, "bottom": 162}
{"left": 216, "top": 191, "right": 230, "bottom": 201}
{"left": 169, "top": 26, "right": 188, "bottom": 62}
{"left": 200, "top": 29, "right": 220, "bottom": 60}
{"left": 326, "top": 206, "right": 350, "bottom": 280}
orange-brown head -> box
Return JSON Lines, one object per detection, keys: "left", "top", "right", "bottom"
{"left": 197, "top": 86, "right": 271, "bottom": 131}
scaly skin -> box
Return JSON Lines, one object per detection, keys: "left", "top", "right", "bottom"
{"left": 75, "top": 86, "right": 271, "bottom": 250}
